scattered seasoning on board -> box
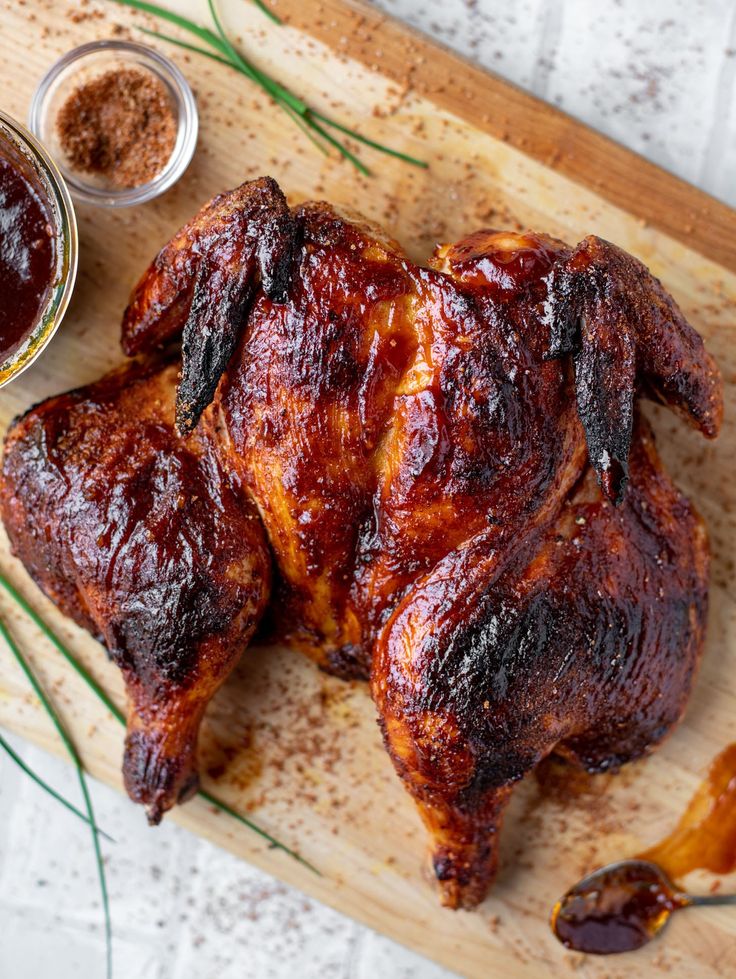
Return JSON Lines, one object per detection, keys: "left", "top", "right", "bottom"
{"left": 56, "top": 67, "right": 177, "bottom": 188}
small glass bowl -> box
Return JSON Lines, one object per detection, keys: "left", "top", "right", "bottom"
{"left": 0, "top": 110, "right": 78, "bottom": 389}
{"left": 29, "top": 40, "right": 198, "bottom": 207}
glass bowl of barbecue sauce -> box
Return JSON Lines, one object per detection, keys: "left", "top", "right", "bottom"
{"left": 0, "top": 110, "right": 77, "bottom": 388}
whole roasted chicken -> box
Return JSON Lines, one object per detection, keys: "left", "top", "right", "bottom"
{"left": 1, "top": 178, "right": 722, "bottom": 908}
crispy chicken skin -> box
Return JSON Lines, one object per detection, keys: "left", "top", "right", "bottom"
{"left": 1, "top": 359, "right": 271, "bottom": 823}
{"left": 372, "top": 414, "right": 709, "bottom": 906}
{"left": 2, "top": 178, "right": 722, "bottom": 906}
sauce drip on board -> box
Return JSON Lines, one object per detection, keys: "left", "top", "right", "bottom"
{"left": 641, "top": 742, "right": 736, "bottom": 877}
{"left": 551, "top": 742, "right": 736, "bottom": 954}
{"left": 0, "top": 154, "right": 55, "bottom": 364}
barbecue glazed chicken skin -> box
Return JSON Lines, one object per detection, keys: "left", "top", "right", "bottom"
{"left": 2, "top": 178, "right": 722, "bottom": 908}
{"left": 1, "top": 359, "right": 271, "bottom": 823}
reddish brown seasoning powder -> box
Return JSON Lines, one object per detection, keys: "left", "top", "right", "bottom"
{"left": 56, "top": 67, "right": 177, "bottom": 189}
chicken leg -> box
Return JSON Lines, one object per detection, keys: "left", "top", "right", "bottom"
{"left": 1, "top": 359, "right": 271, "bottom": 822}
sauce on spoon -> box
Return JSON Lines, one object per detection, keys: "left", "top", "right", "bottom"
{"left": 551, "top": 743, "right": 736, "bottom": 954}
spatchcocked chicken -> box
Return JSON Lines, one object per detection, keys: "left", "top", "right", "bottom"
{"left": 1, "top": 178, "right": 722, "bottom": 909}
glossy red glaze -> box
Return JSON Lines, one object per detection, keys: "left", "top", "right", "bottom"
{"left": 438, "top": 229, "right": 566, "bottom": 296}
{"left": 0, "top": 154, "right": 55, "bottom": 362}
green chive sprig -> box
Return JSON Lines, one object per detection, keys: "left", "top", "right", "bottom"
{"left": 0, "top": 572, "right": 320, "bottom": 874}
{"left": 112, "top": 0, "right": 428, "bottom": 175}
{"left": 0, "top": 614, "right": 113, "bottom": 979}
{"left": 0, "top": 731, "right": 114, "bottom": 842}
{"left": 252, "top": 1, "right": 280, "bottom": 26}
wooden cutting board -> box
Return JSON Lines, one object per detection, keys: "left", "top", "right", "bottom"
{"left": 1, "top": 3, "right": 735, "bottom": 977}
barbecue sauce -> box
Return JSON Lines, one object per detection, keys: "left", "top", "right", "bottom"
{"left": 552, "top": 743, "right": 736, "bottom": 954}
{"left": 641, "top": 742, "right": 736, "bottom": 877}
{"left": 0, "top": 153, "right": 55, "bottom": 363}
{"left": 551, "top": 860, "right": 689, "bottom": 954}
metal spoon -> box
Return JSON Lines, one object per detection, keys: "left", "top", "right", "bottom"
{"left": 551, "top": 859, "right": 736, "bottom": 955}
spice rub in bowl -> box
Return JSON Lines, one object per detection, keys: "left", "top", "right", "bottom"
{"left": 29, "top": 40, "right": 198, "bottom": 207}
{"left": 56, "top": 66, "right": 177, "bottom": 190}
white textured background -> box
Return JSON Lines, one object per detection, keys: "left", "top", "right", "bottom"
{"left": 1, "top": 2, "right": 735, "bottom": 978}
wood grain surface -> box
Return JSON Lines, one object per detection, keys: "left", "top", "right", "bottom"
{"left": 0, "top": 3, "right": 734, "bottom": 978}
